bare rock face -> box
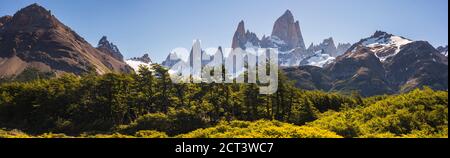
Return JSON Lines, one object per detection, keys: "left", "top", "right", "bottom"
{"left": 0, "top": 3, "right": 132, "bottom": 78}
{"left": 0, "top": 16, "right": 12, "bottom": 28}
{"left": 321, "top": 38, "right": 337, "bottom": 57}
{"left": 307, "top": 37, "right": 338, "bottom": 57}
{"left": 347, "top": 31, "right": 413, "bottom": 62}
{"left": 129, "top": 53, "right": 152, "bottom": 64}
{"left": 231, "top": 21, "right": 246, "bottom": 49}
{"left": 385, "top": 41, "right": 448, "bottom": 93}
{"left": 231, "top": 21, "right": 260, "bottom": 49}
{"left": 437, "top": 45, "right": 448, "bottom": 57}
{"left": 336, "top": 43, "right": 351, "bottom": 56}
{"left": 271, "top": 10, "right": 306, "bottom": 51}
{"left": 97, "top": 36, "right": 124, "bottom": 61}
{"left": 325, "top": 47, "right": 394, "bottom": 96}
{"left": 7, "top": 4, "right": 57, "bottom": 30}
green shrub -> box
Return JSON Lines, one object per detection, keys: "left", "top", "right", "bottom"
{"left": 119, "top": 113, "right": 171, "bottom": 134}
{"left": 38, "top": 133, "right": 72, "bottom": 138}
{"left": 91, "top": 133, "right": 136, "bottom": 138}
{"left": 177, "top": 120, "right": 342, "bottom": 138}
{"left": 167, "top": 108, "right": 208, "bottom": 135}
{"left": 135, "top": 130, "right": 168, "bottom": 138}
{"left": 309, "top": 88, "right": 448, "bottom": 138}
{"left": 0, "top": 129, "right": 31, "bottom": 138}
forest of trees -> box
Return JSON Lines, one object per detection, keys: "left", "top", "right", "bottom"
{"left": 0, "top": 64, "right": 448, "bottom": 138}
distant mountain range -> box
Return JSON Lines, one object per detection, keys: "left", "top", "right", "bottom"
{"left": 227, "top": 10, "right": 352, "bottom": 67}
{"left": 285, "top": 31, "right": 448, "bottom": 96}
{"left": 161, "top": 10, "right": 352, "bottom": 68}
{"left": 160, "top": 9, "right": 448, "bottom": 96}
{"left": 0, "top": 4, "right": 447, "bottom": 96}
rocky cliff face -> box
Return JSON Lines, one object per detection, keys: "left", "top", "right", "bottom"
{"left": 437, "top": 45, "right": 448, "bottom": 57}
{"left": 307, "top": 38, "right": 338, "bottom": 57}
{"left": 231, "top": 21, "right": 261, "bottom": 50}
{"left": 0, "top": 4, "right": 132, "bottom": 78}
{"left": 97, "top": 36, "right": 124, "bottom": 61}
{"left": 231, "top": 21, "right": 246, "bottom": 49}
{"left": 384, "top": 41, "right": 448, "bottom": 93}
{"left": 324, "top": 46, "right": 394, "bottom": 96}
{"left": 271, "top": 10, "right": 306, "bottom": 51}
{"left": 336, "top": 43, "right": 352, "bottom": 56}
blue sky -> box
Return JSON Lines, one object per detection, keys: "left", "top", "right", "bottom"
{"left": 0, "top": 0, "right": 448, "bottom": 62}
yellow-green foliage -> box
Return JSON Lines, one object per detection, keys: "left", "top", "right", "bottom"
{"left": 309, "top": 88, "right": 448, "bottom": 138}
{"left": 118, "top": 113, "right": 171, "bottom": 134}
{"left": 135, "top": 130, "right": 168, "bottom": 138}
{"left": 90, "top": 133, "right": 136, "bottom": 138}
{"left": 38, "top": 133, "right": 73, "bottom": 138}
{"left": 0, "top": 129, "right": 170, "bottom": 138}
{"left": 1, "top": 79, "right": 447, "bottom": 139}
{"left": 90, "top": 130, "right": 168, "bottom": 138}
{"left": 0, "top": 129, "right": 31, "bottom": 138}
{"left": 177, "top": 120, "right": 342, "bottom": 138}
{"left": 0, "top": 129, "right": 76, "bottom": 138}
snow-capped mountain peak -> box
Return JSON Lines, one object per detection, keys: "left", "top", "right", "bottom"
{"left": 353, "top": 31, "right": 413, "bottom": 62}
{"left": 126, "top": 54, "right": 153, "bottom": 72}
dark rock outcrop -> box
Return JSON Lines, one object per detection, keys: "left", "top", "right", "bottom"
{"left": 307, "top": 37, "right": 338, "bottom": 57}
{"left": 437, "top": 45, "right": 448, "bottom": 57}
{"left": 96, "top": 36, "right": 124, "bottom": 61}
{"left": 129, "top": 53, "right": 152, "bottom": 64}
{"left": 336, "top": 43, "right": 351, "bottom": 56}
{"left": 231, "top": 21, "right": 260, "bottom": 49}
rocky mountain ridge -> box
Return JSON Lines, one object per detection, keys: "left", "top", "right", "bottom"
{"left": 0, "top": 4, "right": 132, "bottom": 78}
{"left": 285, "top": 31, "right": 448, "bottom": 96}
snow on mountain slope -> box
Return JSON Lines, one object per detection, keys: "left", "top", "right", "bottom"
{"left": 126, "top": 54, "right": 153, "bottom": 72}
{"left": 126, "top": 60, "right": 152, "bottom": 72}
{"left": 266, "top": 36, "right": 288, "bottom": 48}
{"left": 300, "top": 50, "right": 335, "bottom": 67}
{"left": 437, "top": 46, "right": 448, "bottom": 57}
{"left": 356, "top": 31, "right": 413, "bottom": 62}
{"left": 245, "top": 42, "right": 260, "bottom": 50}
